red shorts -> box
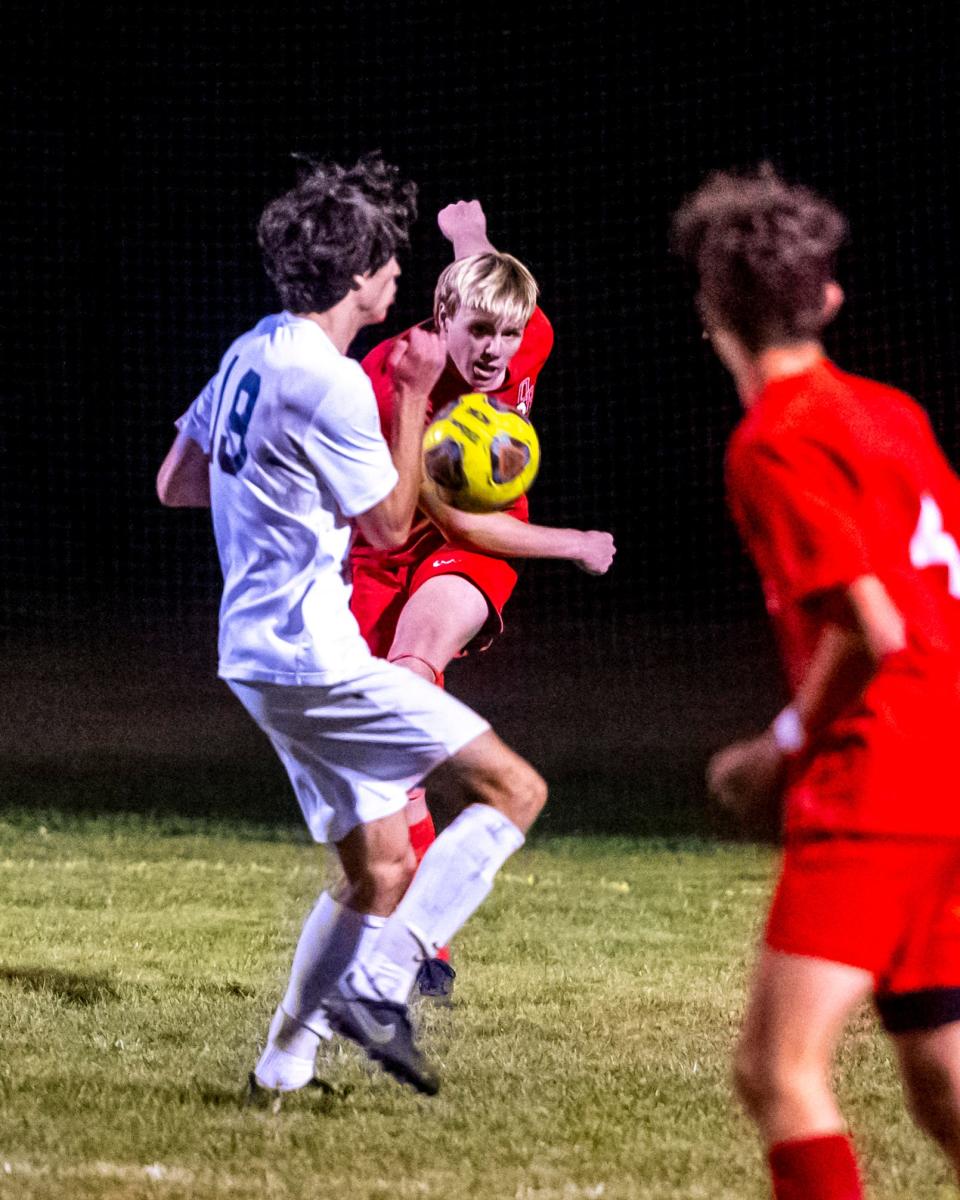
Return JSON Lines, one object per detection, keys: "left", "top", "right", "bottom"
{"left": 349, "top": 546, "right": 519, "bottom": 659}
{"left": 766, "top": 838, "right": 960, "bottom": 1032}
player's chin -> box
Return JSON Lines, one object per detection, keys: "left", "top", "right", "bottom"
{"left": 470, "top": 368, "right": 504, "bottom": 391}
{"left": 372, "top": 297, "right": 396, "bottom": 324}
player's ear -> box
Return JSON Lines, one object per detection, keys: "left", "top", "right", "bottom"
{"left": 823, "top": 281, "right": 844, "bottom": 324}
{"left": 436, "top": 303, "right": 450, "bottom": 331}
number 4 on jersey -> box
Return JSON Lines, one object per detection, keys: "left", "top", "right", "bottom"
{"left": 909, "top": 493, "right": 960, "bottom": 598}
{"left": 218, "top": 369, "right": 261, "bottom": 476}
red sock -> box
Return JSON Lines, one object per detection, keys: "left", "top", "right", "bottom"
{"left": 769, "top": 1134, "right": 863, "bottom": 1200}
{"left": 408, "top": 812, "right": 436, "bottom": 864}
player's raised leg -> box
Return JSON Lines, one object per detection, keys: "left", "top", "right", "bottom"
{"left": 324, "top": 728, "right": 546, "bottom": 1091}
{"left": 389, "top": 575, "right": 490, "bottom": 683}
{"left": 734, "top": 948, "right": 872, "bottom": 1198}
{"left": 387, "top": 573, "right": 491, "bottom": 990}
{"left": 355, "top": 727, "right": 546, "bottom": 984}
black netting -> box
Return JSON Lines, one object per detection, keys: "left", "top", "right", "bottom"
{"left": 4, "top": 2, "right": 959, "bottom": 810}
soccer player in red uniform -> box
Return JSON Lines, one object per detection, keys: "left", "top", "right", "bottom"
{"left": 350, "top": 201, "right": 615, "bottom": 993}
{"left": 673, "top": 166, "right": 960, "bottom": 1198}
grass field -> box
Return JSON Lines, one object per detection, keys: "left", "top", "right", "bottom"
{"left": 0, "top": 807, "right": 953, "bottom": 1200}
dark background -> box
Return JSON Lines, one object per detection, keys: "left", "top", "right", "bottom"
{"left": 2, "top": 0, "right": 958, "bottom": 834}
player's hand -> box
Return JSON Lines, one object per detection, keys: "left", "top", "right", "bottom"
{"left": 388, "top": 326, "right": 447, "bottom": 398}
{"left": 707, "top": 731, "right": 785, "bottom": 837}
{"left": 573, "top": 531, "right": 616, "bottom": 575}
{"left": 437, "top": 200, "right": 491, "bottom": 257}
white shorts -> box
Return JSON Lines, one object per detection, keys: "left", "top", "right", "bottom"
{"left": 227, "top": 660, "right": 490, "bottom": 843}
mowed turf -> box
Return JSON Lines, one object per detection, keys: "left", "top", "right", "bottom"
{"left": 0, "top": 810, "right": 952, "bottom": 1200}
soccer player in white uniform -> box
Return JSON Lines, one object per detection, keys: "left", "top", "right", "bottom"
{"left": 156, "top": 153, "right": 547, "bottom": 1096}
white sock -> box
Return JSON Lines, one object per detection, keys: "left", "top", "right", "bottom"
{"left": 264, "top": 1002, "right": 326, "bottom": 1061}
{"left": 253, "top": 1043, "right": 317, "bottom": 1092}
{"left": 349, "top": 804, "right": 524, "bottom": 1005}
{"left": 257, "top": 891, "right": 385, "bottom": 1088}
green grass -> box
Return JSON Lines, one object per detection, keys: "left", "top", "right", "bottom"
{"left": 0, "top": 811, "right": 953, "bottom": 1200}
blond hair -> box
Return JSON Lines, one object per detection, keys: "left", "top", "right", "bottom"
{"left": 433, "top": 252, "right": 538, "bottom": 329}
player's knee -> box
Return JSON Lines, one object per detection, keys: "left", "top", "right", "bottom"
{"left": 733, "top": 1040, "right": 813, "bottom": 1121}
{"left": 733, "top": 1043, "right": 770, "bottom": 1118}
{"left": 351, "top": 846, "right": 417, "bottom": 911}
{"left": 448, "top": 733, "right": 547, "bottom": 833}
{"left": 482, "top": 756, "right": 546, "bottom": 833}
{"left": 517, "top": 763, "right": 548, "bottom": 828}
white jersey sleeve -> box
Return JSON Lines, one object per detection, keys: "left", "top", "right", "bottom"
{"left": 176, "top": 374, "right": 217, "bottom": 455}
{"left": 299, "top": 361, "right": 399, "bottom": 518}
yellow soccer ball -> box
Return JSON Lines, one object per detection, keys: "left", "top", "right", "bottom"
{"left": 422, "top": 393, "right": 540, "bottom": 513}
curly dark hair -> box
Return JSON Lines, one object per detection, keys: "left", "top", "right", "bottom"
{"left": 671, "top": 165, "right": 847, "bottom": 352}
{"left": 257, "top": 151, "right": 418, "bottom": 314}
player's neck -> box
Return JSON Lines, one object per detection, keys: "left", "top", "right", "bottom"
{"left": 738, "top": 342, "right": 825, "bottom": 408}
{"left": 299, "top": 305, "right": 365, "bottom": 355}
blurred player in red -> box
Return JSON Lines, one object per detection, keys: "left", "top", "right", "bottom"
{"left": 673, "top": 166, "right": 960, "bottom": 1198}
{"left": 350, "top": 201, "right": 615, "bottom": 993}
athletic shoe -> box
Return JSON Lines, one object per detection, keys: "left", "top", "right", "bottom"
{"left": 324, "top": 993, "right": 440, "bottom": 1095}
{"left": 243, "top": 1071, "right": 334, "bottom": 1112}
{"left": 417, "top": 956, "right": 456, "bottom": 998}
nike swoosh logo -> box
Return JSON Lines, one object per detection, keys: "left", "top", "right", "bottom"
{"left": 350, "top": 1004, "right": 396, "bottom": 1045}
{"left": 432, "top": 559, "right": 456, "bottom": 567}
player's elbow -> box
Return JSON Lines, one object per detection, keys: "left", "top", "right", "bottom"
{"left": 156, "top": 469, "right": 180, "bottom": 507}
{"left": 156, "top": 469, "right": 203, "bottom": 508}
{"left": 157, "top": 435, "right": 210, "bottom": 507}
{"left": 355, "top": 490, "right": 417, "bottom": 550}
{"left": 848, "top": 576, "right": 907, "bottom": 664}
{"left": 360, "top": 514, "right": 412, "bottom": 551}
{"left": 364, "top": 528, "right": 403, "bottom": 552}
{"left": 867, "top": 615, "right": 907, "bottom": 664}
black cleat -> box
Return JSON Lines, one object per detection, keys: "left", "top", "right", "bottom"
{"left": 417, "top": 957, "right": 456, "bottom": 999}
{"left": 324, "top": 993, "right": 440, "bottom": 1095}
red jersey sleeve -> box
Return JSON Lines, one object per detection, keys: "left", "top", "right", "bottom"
{"left": 500, "top": 308, "right": 553, "bottom": 420}
{"left": 515, "top": 307, "right": 554, "bottom": 374}
{"left": 360, "top": 334, "right": 402, "bottom": 444}
{"left": 493, "top": 309, "right": 553, "bottom": 519}
{"left": 727, "top": 433, "right": 873, "bottom": 607}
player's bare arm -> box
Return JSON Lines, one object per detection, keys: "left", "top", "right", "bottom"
{"left": 437, "top": 200, "right": 495, "bottom": 259}
{"left": 708, "top": 574, "right": 906, "bottom": 822}
{"left": 156, "top": 431, "right": 210, "bottom": 507}
{"left": 354, "top": 326, "right": 447, "bottom": 550}
{"left": 419, "top": 484, "right": 616, "bottom": 575}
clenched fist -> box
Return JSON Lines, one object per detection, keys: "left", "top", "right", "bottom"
{"left": 437, "top": 200, "right": 492, "bottom": 259}
{"left": 573, "top": 530, "right": 616, "bottom": 575}
{"left": 388, "top": 326, "right": 448, "bottom": 398}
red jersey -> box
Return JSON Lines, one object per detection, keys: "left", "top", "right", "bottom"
{"left": 351, "top": 307, "right": 554, "bottom": 565}
{"left": 726, "top": 359, "right": 960, "bottom": 839}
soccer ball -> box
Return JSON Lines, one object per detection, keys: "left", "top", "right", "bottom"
{"left": 422, "top": 393, "right": 540, "bottom": 513}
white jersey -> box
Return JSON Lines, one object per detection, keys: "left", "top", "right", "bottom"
{"left": 178, "top": 311, "right": 398, "bottom": 684}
